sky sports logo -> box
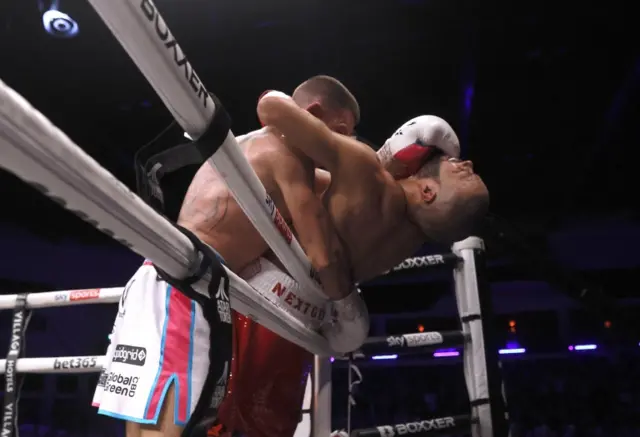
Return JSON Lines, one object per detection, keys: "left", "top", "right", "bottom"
{"left": 113, "top": 344, "right": 147, "bottom": 366}
{"left": 69, "top": 289, "right": 100, "bottom": 301}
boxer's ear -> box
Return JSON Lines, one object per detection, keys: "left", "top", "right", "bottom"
{"left": 419, "top": 179, "right": 439, "bottom": 203}
{"left": 305, "top": 102, "right": 325, "bottom": 120}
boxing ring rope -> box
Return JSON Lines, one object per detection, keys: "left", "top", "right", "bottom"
{"left": 0, "top": 79, "right": 329, "bottom": 356}
{"left": 0, "top": 1, "right": 508, "bottom": 437}
{"left": 86, "top": 0, "right": 329, "bottom": 303}
{"left": 0, "top": 252, "right": 444, "bottom": 374}
{"left": 0, "top": 0, "right": 351, "bottom": 358}
{"left": 303, "top": 238, "right": 509, "bottom": 437}
{"left": 0, "top": 241, "right": 506, "bottom": 437}
{"left": 0, "top": 252, "right": 456, "bottom": 377}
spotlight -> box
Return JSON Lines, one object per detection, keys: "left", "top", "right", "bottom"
{"left": 42, "top": 9, "right": 79, "bottom": 38}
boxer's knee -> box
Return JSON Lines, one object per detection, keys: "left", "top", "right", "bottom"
{"left": 131, "top": 385, "right": 183, "bottom": 437}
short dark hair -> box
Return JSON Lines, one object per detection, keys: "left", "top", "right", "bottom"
{"left": 292, "top": 75, "right": 360, "bottom": 124}
{"left": 414, "top": 152, "right": 445, "bottom": 179}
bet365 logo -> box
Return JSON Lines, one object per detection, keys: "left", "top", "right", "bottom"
{"left": 54, "top": 357, "right": 98, "bottom": 370}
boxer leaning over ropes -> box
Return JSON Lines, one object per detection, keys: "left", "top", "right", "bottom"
{"left": 91, "top": 76, "right": 367, "bottom": 437}
{"left": 211, "top": 89, "right": 490, "bottom": 437}
{"left": 258, "top": 91, "right": 490, "bottom": 282}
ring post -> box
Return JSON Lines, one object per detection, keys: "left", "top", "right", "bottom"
{"left": 311, "top": 356, "right": 332, "bottom": 437}
{"left": 452, "top": 237, "right": 508, "bottom": 437}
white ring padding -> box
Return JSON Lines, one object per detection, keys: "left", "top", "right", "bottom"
{"left": 0, "top": 79, "right": 331, "bottom": 356}
{"left": 0, "top": 355, "right": 105, "bottom": 375}
{"left": 0, "top": 251, "right": 448, "bottom": 311}
{"left": 86, "top": 0, "right": 326, "bottom": 301}
{"left": 0, "top": 288, "right": 122, "bottom": 310}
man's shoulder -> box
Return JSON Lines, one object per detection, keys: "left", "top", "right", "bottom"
{"left": 238, "top": 128, "right": 281, "bottom": 157}
{"left": 237, "top": 128, "right": 299, "bottom": 175}
{"left": 336, "top": 135, "right": 383, "bottom": 171}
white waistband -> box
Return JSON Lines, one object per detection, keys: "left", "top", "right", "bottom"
{"left": 239, "top": 258, "right": 329, "bottom": 329}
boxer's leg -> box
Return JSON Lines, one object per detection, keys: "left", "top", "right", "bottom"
{"left": 94, "top": 262, "right": 211, "bottom": 437}
{"left": 131, "top": 386, "right": 182, "bottom": 437}
{"left": 218, "top": 258, "right": 316, "bottom": 437}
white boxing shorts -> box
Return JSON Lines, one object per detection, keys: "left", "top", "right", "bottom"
{"left": 238, "top": 257, "right": 329, "bottom": 330}
{"left": 93, "top": 257, "right": 328, "bottom": 426}
{"left": 92, "top": 260, "right": 211, "bottom": 425}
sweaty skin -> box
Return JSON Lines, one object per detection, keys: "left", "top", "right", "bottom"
{"left": 309, "top": 165, "right": 423, "bottom": 280}
{"left": 178, "top": 130, "right": 279, "bottom": 273}
{"left": 179, "top": 128, "right": 351, "bottom": 298}
{"left": 258, "top": 96, "right": 486, "bottom": 282}
{"left": 313, "top": 138, "right": 425, "bottom": 281}
{"left": 132, "top": 127, "right": 351, "bottom": 437}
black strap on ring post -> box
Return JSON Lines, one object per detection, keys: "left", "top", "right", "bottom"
{"left": 2, "top": 294, "right": 31, "bottom": 437}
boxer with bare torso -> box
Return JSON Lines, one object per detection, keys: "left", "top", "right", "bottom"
{"left": 212, "top": 85, "right": 489, "bottom": 437}
{"left": 93, "top": 76, "right": 366, "bottom": 437}
{"left": 258, "top": 92, "right": 489, "bottom": 282}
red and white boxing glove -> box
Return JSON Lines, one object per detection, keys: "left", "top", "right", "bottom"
{"left": 378, "top": 115, "right": 461, "bottom": 180}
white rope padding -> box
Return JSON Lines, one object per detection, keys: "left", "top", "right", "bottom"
{"left": 0, "top": 79, "right": 329, "bottom": 356}
{"left": 0, "top": 288, "right": 122, "bottom": 310}
{"left": 0, "top": 0, "right": 453, "bottom": 355}
{"left": 0, "top": 356, "right": 105, "bottom": 375}
{"left": 0, "top": 251, "right": 448, "bottom": 311}
{"left": 86, "top": 0, "right": 326, "bottom": 301}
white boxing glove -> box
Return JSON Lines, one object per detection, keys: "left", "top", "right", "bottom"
{"left": 321, "top": 289, "right": 370, "bottom": 354}
{"left": 378, "top": 115, "right": 461, "bottom": 179}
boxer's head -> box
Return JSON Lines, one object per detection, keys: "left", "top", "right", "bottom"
{"left": 403, "top": 155, "right": 489, "bottom": 244}
{"left": 292, "top": 75, "right": 359, "bottom": 136}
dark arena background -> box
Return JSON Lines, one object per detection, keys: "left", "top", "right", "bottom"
{"left": 0, "top": 0, "right": 639, "bottom": 437}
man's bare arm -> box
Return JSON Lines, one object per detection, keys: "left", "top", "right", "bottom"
{"left": 273, "top": 153, "right": 352, "bottom": 300}
{"left": 314, "top": 168, "right": 331, "bottom": 197}
{"left": 257, "top": 92, "right": 342, "bottom": 171}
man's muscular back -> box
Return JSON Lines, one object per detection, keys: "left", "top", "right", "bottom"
{"left": 177, "top": 129, "right": 295, "bottom": 272}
